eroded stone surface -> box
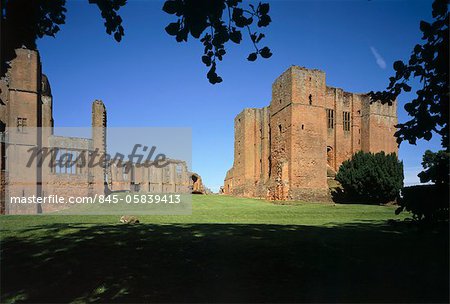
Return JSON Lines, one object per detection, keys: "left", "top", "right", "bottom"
{"left": 224, "top": 66, "right": 397, "bottom": 202}
{"left": 0, "top": 49, "right": 205, "bottom": 214}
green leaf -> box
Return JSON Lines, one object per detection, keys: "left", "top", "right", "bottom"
{"left": 419, "top": 21, "right": 431, "bottom": 34}
{"left": 113, "top": 31, "right": 122, "bottom": 42}
{"left": 393, "top": 60, "right": 405, "bottom": 72}
{"left": 162, "top": 0, "right": 180, "bottom": 14}
{"left": 256, "top": 33, "right": 265, "bottom": 43}
{"left": 247, "top": 52, "right": 258, "bottom": 61}
{"left": 259, "top": 46, "right": 272, "bottom": 58}
{"left": 229, "top": 29, "right": 242, "bottom": 43}
{"left": 402, "top": 83, "right": 412, "bottom": 92}
{"left": 259, "top": 3, "right": 270, "bottom": 15}
{"left": 207, "top": 62, "right": 223, "bottom": 84}
{"left": 423, "top": 132, "right": 432, "bottom": 140}
{"left": 257, "top": 14, "right": 271, "bottom": 27}
{"left": 202, "top": 55, "right": 212, "bottom": 66}
{"left": 165, "top": 22, "right": 179, "bottom": 36}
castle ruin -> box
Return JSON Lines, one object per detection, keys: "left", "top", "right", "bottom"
{"left": 223, "top": 66, "right": 397, "bottom": 201}
{"left": 0, "top": 48, "right": 204, "bottom": 214}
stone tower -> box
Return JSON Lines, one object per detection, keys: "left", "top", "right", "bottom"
{"left": 2, "top": 49, "right": 43, "bottom": 213}
{"left": 269, "top": 66, "right": 329, "bottom": 200}
{"left": 224, "top": 65, "right": 398, "bottom": 202}
{"left": 91, "top": 99, "right": 107, "bottom": 195}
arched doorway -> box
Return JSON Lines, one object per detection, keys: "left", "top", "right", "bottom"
{"left": 326, "top": 146, "right": 336, "bottom": 177}
{"left": 326, "top": 146, "right": 334, "bottom": 167}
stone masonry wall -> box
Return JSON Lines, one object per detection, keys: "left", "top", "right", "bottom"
{"left": 224, "top": 65, "right": 398, "bottom": 202}
{"left": 0, "top": 48, "right": 205, "bottom": 214}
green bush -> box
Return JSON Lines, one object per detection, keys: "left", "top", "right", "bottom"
{"left": 335, "top": 151, "right": 404, "bottom": 204}
{"left": 396, "top": 184, "right": 449, "bottom": 222}
{"left": 417, "top": 150, "right": 449, "bottom": 185}
{"left": 396, "top": 150, "right": 449, "bottom": 222}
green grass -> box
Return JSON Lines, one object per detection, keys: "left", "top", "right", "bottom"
{"left": 0, "top": 195, "right": 448, "bottom": 303}
{"left": 0, "top": 195, "right": 405, "bottom": 236}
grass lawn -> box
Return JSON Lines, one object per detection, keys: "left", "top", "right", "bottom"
{"left": 1, "top": 195, "right": 448, "bottom": 303}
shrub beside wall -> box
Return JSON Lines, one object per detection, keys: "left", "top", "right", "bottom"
{"left": 335, "top": 151, "right": 404, "bottom": 204}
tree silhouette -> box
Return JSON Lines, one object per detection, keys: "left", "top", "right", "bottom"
{"left": 417, "top": 149, "right": 449, "bottom": 185}
{"left": 369, "top": 0, "right": 449, "bottom": 150}
{"left": 162, "top": 0, "right": 272, "bottom": 84}
{"left": 0, "top": 0, "right": 272, "bottom": 84}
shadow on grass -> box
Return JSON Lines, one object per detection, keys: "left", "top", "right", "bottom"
{"left": 1, "top": 221, "right": 448, "bottom": 303}
{"left": 330, "top": 188, "right": 388, "bottom": 205}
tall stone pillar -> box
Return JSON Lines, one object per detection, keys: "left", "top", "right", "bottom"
{"left": 169, "top": 162, "right": 176, "bottom": 192}
{"left": 91, "top": 100, "right": 107, "bottom": 196}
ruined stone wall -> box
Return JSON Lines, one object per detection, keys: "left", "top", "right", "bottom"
{"left": 361, "top": 99, "right": 398, "bottom": 154}
{"left": 227, "top": 111, "right": 244, "bottom": 195}
{"left": 267, "top": 68, "right": 293, "bottom": 200}
{"left": 110, "top": 162, "right": 131, "bottom": 192}
{"left": 325, "top": 86, "right": 337, "bottom": 171}
{"left": 329, "top": 90, "right": 361, "bottom": 171}
{"left": 350, "top": 94, "right": 364, "bottom": 161}
{"left": 40, "top": 136, "right": 92, "bottom": 212}
{"left": 109, "top": 160, "right": 196, "bottom": 194}
{"left": 1, "top": 49, "right": 67, "bottom": 213}
{"left": 1, "top": 48, "right": 204, "bottom": 214}
{"left": 38, "top": 100, "right": 107, "bottom": 211}
{"left": 288, "top": 67, "right": 329, "bottom": 201}
{"left": 41, "top": 74, "right": 53, "bottom": 145}
{"left": 224, "top": 65, "right": 398, "bottom": 202}
{"left": 255, "top": 106, "right": 270, "bottom": 197}
{"left": 91, "top": 100, "right": 107, "bottom": 196}
{"left": 190, "top": 172, "right": 204, "bottom": 194}
{"left": 333, "top": 91, "right": 354, "bottom": 170}
{"left": 148, "top": 164, "right": 163, "bottom": 192}
{"left": 2, "top": 49, "right": 42, "bottom": 214}
{"left": 0, "top": 78, "right": 8, "bottom": 125}
{"left": 223, "top": 168, "right": 233, "bottom": 194}
{"left": 1, "top": 77, "right": 8, "bottom": 213}
{"left": 224, "top": 107, "right": 270, "bottom": 197}
{"left": 229, "top": 109, "right": 255, "bottom": 196}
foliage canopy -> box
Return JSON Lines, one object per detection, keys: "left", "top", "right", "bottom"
{"left": 336, "top": 151, "right": 404, "bottom": 204}
{"left": 369, "top": 0, "right": 449, "bottom": 150}
{"left": 0, "top": 0, "right": 272, "bottom": 84}
{"left": 417, "top": 149, "right": 449, "bottom": 185}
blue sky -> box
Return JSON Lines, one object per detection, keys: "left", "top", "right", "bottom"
{"left": 37, "top": 0, "right": 441, "bottom": 192}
